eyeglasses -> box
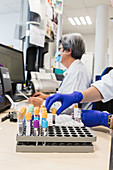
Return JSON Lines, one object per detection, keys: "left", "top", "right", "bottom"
{"left": 58, "top": 46, "right": 63, "bottom": 51}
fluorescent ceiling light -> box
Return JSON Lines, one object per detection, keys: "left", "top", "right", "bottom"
{"left": 74, "top": 17, "right": 81, "bottom": 25}
{"left": 85, "top": 16, "right": 92, "bottom": 25}
{"left": 68, "top": 17, "right": 76, "bottom": 25}
{"left": 79, "top": 17, "right": 87, "bottom": 25}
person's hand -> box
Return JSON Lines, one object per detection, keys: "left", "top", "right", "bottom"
{"left": 45, "top": 91, "right": 83, "bottom": 115}
{"left": 28, "top": 97, "right": 44, "bottom": 107}
{"left": 81, "top": 110, "right": 111, "bottom": 127}
{"left": 33, "top": 92, "right": 49, "bottom": 100}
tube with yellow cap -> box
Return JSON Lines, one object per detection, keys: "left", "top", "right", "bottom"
{"left": 74, "top": 104, "right": 79, "bottom": 121}
{"left": 34, "top": 107, "right": 40, "bottom": 120}
{"left": 52, "top": 108, "right": 57, "bottom": 124}
{"left": 41, "top": 105, "right": 45, "bottom": 109}
{"left": 17, "top": 107, "right": 26, "bottom": 136}
{"left": 41, "top": 107, "right": 46, "bottom": 111}
{"left": 42, "top": 111, "right": 47, "bottom": 123}
{"left": 26, "top": 112, "right": 31, "bottom": 136}
{"left": 39, "top": 105, "right": 46, "bottom": 124}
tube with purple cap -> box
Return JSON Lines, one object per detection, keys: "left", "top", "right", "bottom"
{"left": 34, "top": 117, "right": 39, "bottom": 136}
{"left": 0, "top": 64, "right": 3, "bottom": 67}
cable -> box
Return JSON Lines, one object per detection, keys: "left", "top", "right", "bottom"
{"left": 5, "top": 94, "right": 18, "bottom": 109}
{"left": 17, "top": 90, "right": 29, "bottom": 100}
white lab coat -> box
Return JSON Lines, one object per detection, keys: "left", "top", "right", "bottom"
{"left": 92, "top": 70, "right": 113, "bottom": 102}
{"left": 53, "top": 59, "right": 92, "bottom": 113}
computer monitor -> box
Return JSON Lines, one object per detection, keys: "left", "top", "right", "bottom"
{"left": 0, "top": 44, "right": 25, "bottom": 83}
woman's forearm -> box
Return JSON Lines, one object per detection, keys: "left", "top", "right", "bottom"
{"left": 81, "top": 86, "right": 104, "bottom": 103}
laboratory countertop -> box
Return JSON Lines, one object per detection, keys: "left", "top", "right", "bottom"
{"left": 0, "top": 109, "right": 111, "bottom": 170}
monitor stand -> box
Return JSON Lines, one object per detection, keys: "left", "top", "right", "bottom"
{"left": 11, "top": 83, "right": 25, "bottom": 102}
{"left": 12, "top": 83, "right": 17, "bottom": 96}
{"left": 11, "top": 82, "right": 32, "bottom": 102}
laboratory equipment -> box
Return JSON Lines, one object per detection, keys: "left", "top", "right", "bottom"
{"left": 42, "top": 119, "right": 48, "bottom": 137}
{"left": 26, "top": 112, "right": 31, "bottom": 136}
{"left": 71, "top": 113, "right": 74, "bottom": 120}
{"left": 42, "top": 119, "right": 48, "bottom": 146}
{"left": 34, "top": 107, "right": 40, "bottom": 120}
{"left": 16, "top": 125, "right": 96, "bottom": 153}
{"left": 0, "top": 44, "right": 25, "bottom": 96}
{"left": 0, "top": 67, "right": 12, "bottom": 112}
{"left": 42, "top": 110, "right": 47, "bottom": 124}
{"left": 74, "top": 104, "right": 79, "bottom": 121}
{"left": 28, "top": 104, "right": 34, "bottom": 121}
{"left": 52, "top": 108, "right": 57, "bottom": 124}
{"left": 31, "top": 72, "right": 59, "bottom": 93}
{"left": 34, "top": 118, "right": 39, "bottom": 136}
{"left": 16, "top": 106, "right": 97, "bottom": 153}
{"left": 1, "top": 111, "right": 17, "bottom": 122}
{"left": 41, "top": 105, "right": 46, "bottom": 111}
{"left": 17, "top": 107, "right": 26, "bottom": 136}
{"left": 78, "top": 107, "right": 81, "bottom": 123}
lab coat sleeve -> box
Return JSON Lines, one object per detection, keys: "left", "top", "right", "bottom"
{"left": 92, "top": 70, "right": 113, "bottom": 102}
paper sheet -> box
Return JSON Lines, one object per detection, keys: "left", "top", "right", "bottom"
{"left": 30, "top": 24, "right": 45, "bottom": 47}
{"left": 46, "top": 3, "right": 53, "bottom": 19}
{"left": 54, "top": 0, "right": 63, "bottom": 14}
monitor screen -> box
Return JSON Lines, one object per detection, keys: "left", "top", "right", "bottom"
{"left": 0, "top": 44, "right": 24, "bottom": 83}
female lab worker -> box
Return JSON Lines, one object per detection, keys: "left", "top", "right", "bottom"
{"left": 45, "top": 70, "right": 113, "bottom": 128}
{"left": 29, "top": 33, "right": 92, "bottom": 112}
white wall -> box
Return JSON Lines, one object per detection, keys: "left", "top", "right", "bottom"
{"left": 83, "top": 34, "right": 95, "bottom": 53}
{"left": 0, "top": 13, "right": 22, "bottom": 50}
{"left": 82, "top": 34, "right": 95, "bottom": 77}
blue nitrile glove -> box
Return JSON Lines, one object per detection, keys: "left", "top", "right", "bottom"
{"left": 81, "top": 110, "right": 111, "bottom": 127}
{"left": 45, "top": 91, "right": 83, "bottom": 115}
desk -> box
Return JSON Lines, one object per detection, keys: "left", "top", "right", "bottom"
{"left": 0, "top": 110, "right": 111, "bottom": 170}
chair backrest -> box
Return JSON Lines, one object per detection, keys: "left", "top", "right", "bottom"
{"left": 99, "top": 67, "right": 113, "bottom": 80}
{"left": 93, "top": 67, "right": 113, "bottom": 113}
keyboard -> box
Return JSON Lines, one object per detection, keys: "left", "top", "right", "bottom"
{"left": 13, "top": 95, "right": 27, "bottom": 102}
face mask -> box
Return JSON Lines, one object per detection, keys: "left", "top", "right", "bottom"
{"left": 55, "top": 51, "right": 66, "bottom": 63}
{"left": 55, "top": 51, "right": 62, "bottom": 63}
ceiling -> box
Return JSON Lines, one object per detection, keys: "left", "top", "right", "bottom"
{"left": 63, "top": 0, "right": 113, "bottom": 34}
{"left": 0, "top": 0, "right": 21, "bottom": 14}
{"left": 0, "top": 0, "right": 112, "bottom": 35}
